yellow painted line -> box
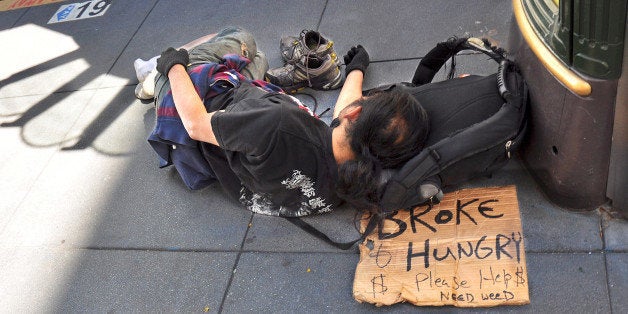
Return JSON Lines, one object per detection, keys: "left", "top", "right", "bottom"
{"left": 513, "top": 0, "right": 592, "bottom": 96}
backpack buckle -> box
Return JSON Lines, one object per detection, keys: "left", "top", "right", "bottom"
{"left": 505, "top": 140, "right": 513, "bottom": 158}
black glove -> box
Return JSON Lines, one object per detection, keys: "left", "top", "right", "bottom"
{"left": 156, "top": 47, "right": 189, "bottom": 75}
{"left": 343, "top": 45, "right": 369, "bottom": 75}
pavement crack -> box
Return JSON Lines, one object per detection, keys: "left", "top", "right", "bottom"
{"left": 218, "top": 212, "right": 254, "bottom": 313}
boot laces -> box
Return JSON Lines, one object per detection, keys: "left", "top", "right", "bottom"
{"left": 301, "top": 30, "right": 322, "bottom": 88}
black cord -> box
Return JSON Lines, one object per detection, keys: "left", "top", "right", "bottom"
{"left": 293, "top": 92, "right": 332, "bottom": 119}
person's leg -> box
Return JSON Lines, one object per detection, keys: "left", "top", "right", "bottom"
{"left": 134, "top": 33, "right": 221, "bottom": 100}
{"left": 133, "top": 33, "right": 222, "bottom": 100}
{"left": 135, "top": 33, "right": 219, "bottom": 78}
{"left": 180, "top": 33, "right": 218, "bottom": 51}
{"left": 188, "top": 27, "right": 254, "bottom": 64}
{"left": 242, "top": 50, "right": 268, "bottom": 80}
{"left": 188, "top": 26, "right": 268, "bottom": 80}
{"left": 139, "top": 27, "right": 268, "bottom": 100}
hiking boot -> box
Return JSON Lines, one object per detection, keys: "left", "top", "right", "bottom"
{"left": 267, "top": 30, "right": 342, "bottom": 92}
{"left": 265, "top": 54, "right": 343, "bottom": 93}
{"left": 280, "top": 30, "right": 338, "bottom": 65}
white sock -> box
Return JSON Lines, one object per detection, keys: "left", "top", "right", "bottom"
{"left": 134, "top": 56, "right": 158, "bottom": 82}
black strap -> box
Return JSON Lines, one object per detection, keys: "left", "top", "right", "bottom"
{"left": 412, "top": 37, "right": 507, "bottom": 86}
{"left": 379, "top": 149, "right": 441, "bottom": 211}
{"left": 412, "top": 38, "right": 467, "bottom": 86}
{"left": 285, "top": 215, "right": 379, "bottom": 250}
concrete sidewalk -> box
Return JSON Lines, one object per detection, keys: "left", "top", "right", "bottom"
{"left": 0, "top": 0, "right": 626, "bottom": 312}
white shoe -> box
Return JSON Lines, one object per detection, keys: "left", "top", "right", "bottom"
{"left": 134, "top": 70, "right": 157, "bottom": 100}
{"left": 134, "top": 83, "right": 153, "bottom": 100}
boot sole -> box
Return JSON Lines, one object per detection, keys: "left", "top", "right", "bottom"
{"left": 278, "top": 70, "right": 344, "bottom": 93}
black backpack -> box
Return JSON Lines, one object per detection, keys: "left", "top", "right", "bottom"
{"left": 379, "top": 37, "right": 529, "bottom": 211}
{"left": 287, "top": 37, "right": 529, "bottom": 249}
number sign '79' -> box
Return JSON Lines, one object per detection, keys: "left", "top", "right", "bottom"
{"left": 48, "top": 0, "right": 111, "bottom": 24}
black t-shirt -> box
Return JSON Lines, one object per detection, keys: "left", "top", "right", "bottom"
{"left": 200, "top": 83, "right": 341, "bottom": 217}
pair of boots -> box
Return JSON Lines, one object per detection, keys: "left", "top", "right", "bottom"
{"left": 265, "top": 30, "right": 343, "bottom": 93}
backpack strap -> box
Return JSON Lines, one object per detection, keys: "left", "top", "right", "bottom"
{"left": 379, "top": 152, "right": 442, "bottom": 211}
{"left": 285, "top": 214, "right": 379, "bottom": 250}
{"left": 412, "top": 37, "right": 506, "bottom": 86}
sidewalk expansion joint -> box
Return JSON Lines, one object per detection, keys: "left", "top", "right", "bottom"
{"left": 524, "top": 250, "right": 616, "bottom": 254}
{"left": 60, "top": 247, "right": 628, "bottom": 255}
{"left": 67, "top": 246, "right": 359, "bottom": 254}
{"left": 218, "top": 212, "right": 255, "bottom": 313}
{"left": 80, "top": 246, "right": 243, "bottom": 253}
{"left": 315, "top": 0, "right": 328, "bottom": 31}
{"left": 104, "top": 0, "right": 160, "bottom": 81}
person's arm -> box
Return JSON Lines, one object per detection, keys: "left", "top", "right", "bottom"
{"left": 156, "top": 47, "right": 220, "bottom": 146}
{"left": 167, "top": 64, "right": 220, "bottom": 146}
{"left": 333, "top": 70, "right": 364, "bottom": 118}
{"left": 333, "top": 45, "right": 370, "bottom": 118}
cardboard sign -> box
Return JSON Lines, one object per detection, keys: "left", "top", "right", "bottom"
{"left": 353, "top": 185, "right": 529, "bottom": 307}
{"left": 0, "top": 0, "right": 65, "bottom": 12}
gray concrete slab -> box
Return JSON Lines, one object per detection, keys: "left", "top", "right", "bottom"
{"left": 0, "top": 140, "right": 251, "bottom": 250}
{"left": 456, "top": 158, "right": 604, "bottom": 253}
{"left": 224, "top": 252, "right": 611, "bottom": 313}
{"left": 1, "top": 1, "right": 157, "bottom": 97}
{"left": 607, "top": 253, "right": 628, "bottom": 314}
{"left": 0, "top": 89, "right": 96, "bottom": 145}
{"left": 604, "top": 218, "right": 628, "bottom": 251}
{"left": 223, "top": 252, "right": 428, "bottom": 313}
{"left": 0, "top": 247, "right": 236, "bottom": 312}
{"left": 320, "top": 0, "right": 512, "bottom": 62}
{"left": 226, "top": 255, "right": 455, "bottom": 314}
{"left": 0, "top": 90, "right": 96, "bottom": 233}
{"left": 102, "top": 0, "right": 327, "bottom": 88}
{"left": 243, "top": 205, "right": 363, "bottom": 253}
{"left": 0, "top": 86, "right": 251, "bottom": 250}
{"left": 521, "top": 253, "right": 610, "bottom": 313}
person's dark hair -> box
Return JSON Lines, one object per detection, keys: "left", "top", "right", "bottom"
{"left": 336, "top": 90, "right": 429, "bottom": 213}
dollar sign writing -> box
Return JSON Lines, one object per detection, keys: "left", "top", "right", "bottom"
{"left": 515, "top": 266, "right": 526, "bottom": 286}
{"left": 371, "top": 274, "right": 388, "bottom": 298}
